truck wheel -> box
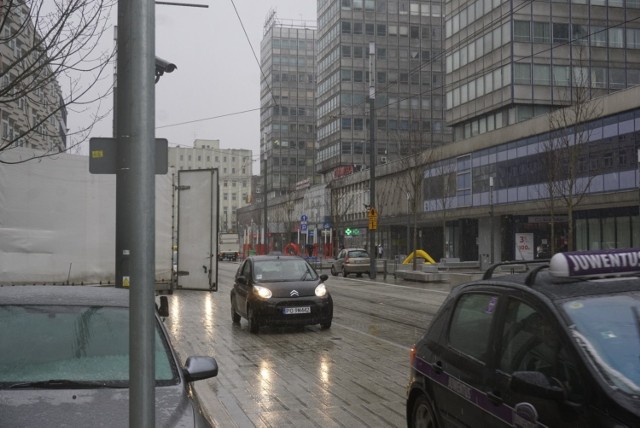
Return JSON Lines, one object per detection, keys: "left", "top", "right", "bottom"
{"left": 330, "top": 265, "right": 338, "bottom": 276}
{"left": 342, "top": 268, "right": 348, "bottom": 277}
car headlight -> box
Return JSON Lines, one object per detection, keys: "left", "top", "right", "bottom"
{"left": 253, "top": 285, "right": 272, "bottom": 299}
{"left": 315, "top": 283, "right": 327, "bottom": 297}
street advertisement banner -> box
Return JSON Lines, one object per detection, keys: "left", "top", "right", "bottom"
{"left": 515, "top": 233, "right": 534, "bottom": 260}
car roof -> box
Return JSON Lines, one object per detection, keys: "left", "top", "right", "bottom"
{"left": 0, "top": 285, "right": 130, "bottom": 307}
{"left": 466, "top": 270, "right": 640, "bottom": 301}
{"left": 462, "top": 249, "right": 640, "bottom": 303}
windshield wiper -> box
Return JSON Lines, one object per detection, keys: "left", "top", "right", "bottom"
{"left": 8, "top": 379, "right": 125, "bottom": 389}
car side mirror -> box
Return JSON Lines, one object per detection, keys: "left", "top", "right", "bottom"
{"left": 510, "top": 371, "right": 565, "bottom": 401}
{"left": 183, "top": 356, "right": 218, "bottom": 382}
{"left": 320, "top": 273, "right": 329, "bottom": 281}
{"left": 237, "top": 275, "right": 247, "bottom": 285}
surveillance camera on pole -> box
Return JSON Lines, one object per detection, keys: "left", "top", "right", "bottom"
{"left": 155, "top": 57, "right": 177, "bottom": 83}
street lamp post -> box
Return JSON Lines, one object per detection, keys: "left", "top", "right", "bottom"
{"left": 489, "top": 176, "right": 494, "bottom": 264}
{"left": 368, "top": 41, "right": 376, "bottom": 279}
{"left": 263, "top": 134, "right": 268, "bottom": 256}
{"left": 406, "top": 192, "right": 410, "bottom": 256}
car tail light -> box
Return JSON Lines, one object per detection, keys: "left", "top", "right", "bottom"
{"left": 409, "top": 345, "right": 416, "bottom": 366}
{"left": 345, "top": 254, "right": 350, "bottom": 263}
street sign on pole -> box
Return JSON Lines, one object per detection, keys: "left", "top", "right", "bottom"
{"left": 89, "top": 137, "right": 168, "bottom": 174}
{"left": 368, "top": 207, "right": 378, "bottom": 230}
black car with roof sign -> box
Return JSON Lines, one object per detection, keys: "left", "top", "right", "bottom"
{"left": 407, "top": 248, "right": 640, "bottom": 428}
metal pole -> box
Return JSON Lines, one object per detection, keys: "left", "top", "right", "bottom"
{"left": 114, "top": 24, "right": 129, "bottom": 290}
{"left": 263, "top": 149, "right": 268, "bottom": 255}
{"left": 117, "top": 0, "right": 156, "bottom": 425}
{"left": 406, "top": 193, "right": 410, "bottom": 256}
{"left": 368, "top": 41, "right": 376, "bottom": 279}
{"left": 489, "top": 176, "right": 494, "bottom": 264}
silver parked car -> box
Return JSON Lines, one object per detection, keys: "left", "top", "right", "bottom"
{"left": 0, "top": 285, "right": 218, "bottom": 427}
{"left": 331, "top": 248, "right": 370, "bottom": 277}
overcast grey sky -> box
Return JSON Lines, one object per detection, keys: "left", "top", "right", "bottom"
{"left": 82, "top": 1, "right": 316, "bottom": 173}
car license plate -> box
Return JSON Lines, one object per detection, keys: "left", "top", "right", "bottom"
{"left": 283, "top": 306, "right": 311, "bottom": 315}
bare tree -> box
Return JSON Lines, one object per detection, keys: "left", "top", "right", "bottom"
{"left": 542, "top": 66, "right": 602, "bottom": 252}
{"left": 0, "top": 0, "right": 116, "bottom": 162}
{"left": 395, "top": 135, "right": 437, "bottom": 270}
{"left": 433, "top": 155, "right": 456, "bottom": 259}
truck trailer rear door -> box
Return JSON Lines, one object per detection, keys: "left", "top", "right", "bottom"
{"left": 176, "top": 169, "right": 218, "bottom": 291}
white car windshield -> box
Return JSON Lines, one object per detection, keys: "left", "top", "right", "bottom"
{"left": 563, "top": 293, "right": 640, "bottom": 395}
{"left": 0, "top": 305, "right": 178, "bottom": 387}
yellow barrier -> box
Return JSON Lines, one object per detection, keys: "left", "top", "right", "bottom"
{"left": 402, "top": 250, "right": 436, "bottom": 265}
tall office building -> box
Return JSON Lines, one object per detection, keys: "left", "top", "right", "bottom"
{"left": 315, "top": 0, "right": 451, "bottom": 180}
{"left": 260, "top": 11, "right": 317, "bottom": 197}
{"left": 445, "top": 0, "right": 640, "bottom": 141}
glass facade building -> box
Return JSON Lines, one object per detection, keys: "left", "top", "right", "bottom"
{"left": 445, "top": 0, "right": 640, "bottom": 141}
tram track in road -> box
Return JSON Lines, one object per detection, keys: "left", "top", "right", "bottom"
{"left": 327, "top": 278, "right": 449, "bottom": 347}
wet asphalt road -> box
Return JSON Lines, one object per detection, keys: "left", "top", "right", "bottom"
{"left": 164, "top": 262, "right": 453, "bottom": 427}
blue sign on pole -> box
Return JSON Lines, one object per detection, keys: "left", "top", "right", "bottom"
{"left": 323, "top": 222, "right": 331, "bottom": 229}
{"left": 301, "top": 223, "right": 308, "bottom": 232}
{"left": 300, "top": 214, "right": 308, "bottom": 222}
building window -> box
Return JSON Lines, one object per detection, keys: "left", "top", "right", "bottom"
{"left": 627, "top": 28, "right": 640, "bottom": 48}
{"left": 609, "top": 28, "right": 624, "bottom": 48}
{"left": 534, "top": 22, "right": 551, "bottom": 43}
{"left": 533, "top": 64, "right": 550, "bottom": 85}
{"left": 591, "top": 67, "right": 607, "bottom": 88}
{"left": 514, "top": 63, "right": 532, "bottom": 84}
{"left": 552, "top": 23, "right": 569, "bottom": 43}
{"left": 553, "top": 65, "right": 570, "bottom": 86}
{"left": 366, "top": 23, "right": 375, "bottom": 35}
{"left": 514, "top": 20, "right": 530, "bottom": 42}
{"left": 590, "top": 26, "right": 607, "bottom": 47}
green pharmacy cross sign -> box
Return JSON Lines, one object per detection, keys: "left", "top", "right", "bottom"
{"left": 344, "top": 228, "right": 360, "bottom": 236}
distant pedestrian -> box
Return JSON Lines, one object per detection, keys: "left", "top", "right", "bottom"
{"left": 377, "top": 244, "right": 383, "bottom": 259}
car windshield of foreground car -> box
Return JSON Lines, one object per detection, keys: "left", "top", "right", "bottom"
{"left": 0, "top": 305, "right": 178, "bottom": 387}
{"left": 563, "top": 292, "right": 640, "bottom": 395}
{"left": 253, "top": 259, "right": 318, "bottom": 282}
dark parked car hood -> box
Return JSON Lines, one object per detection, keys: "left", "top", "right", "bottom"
{"left": 0, "top": 384, "right": 211, "bottom": 427}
